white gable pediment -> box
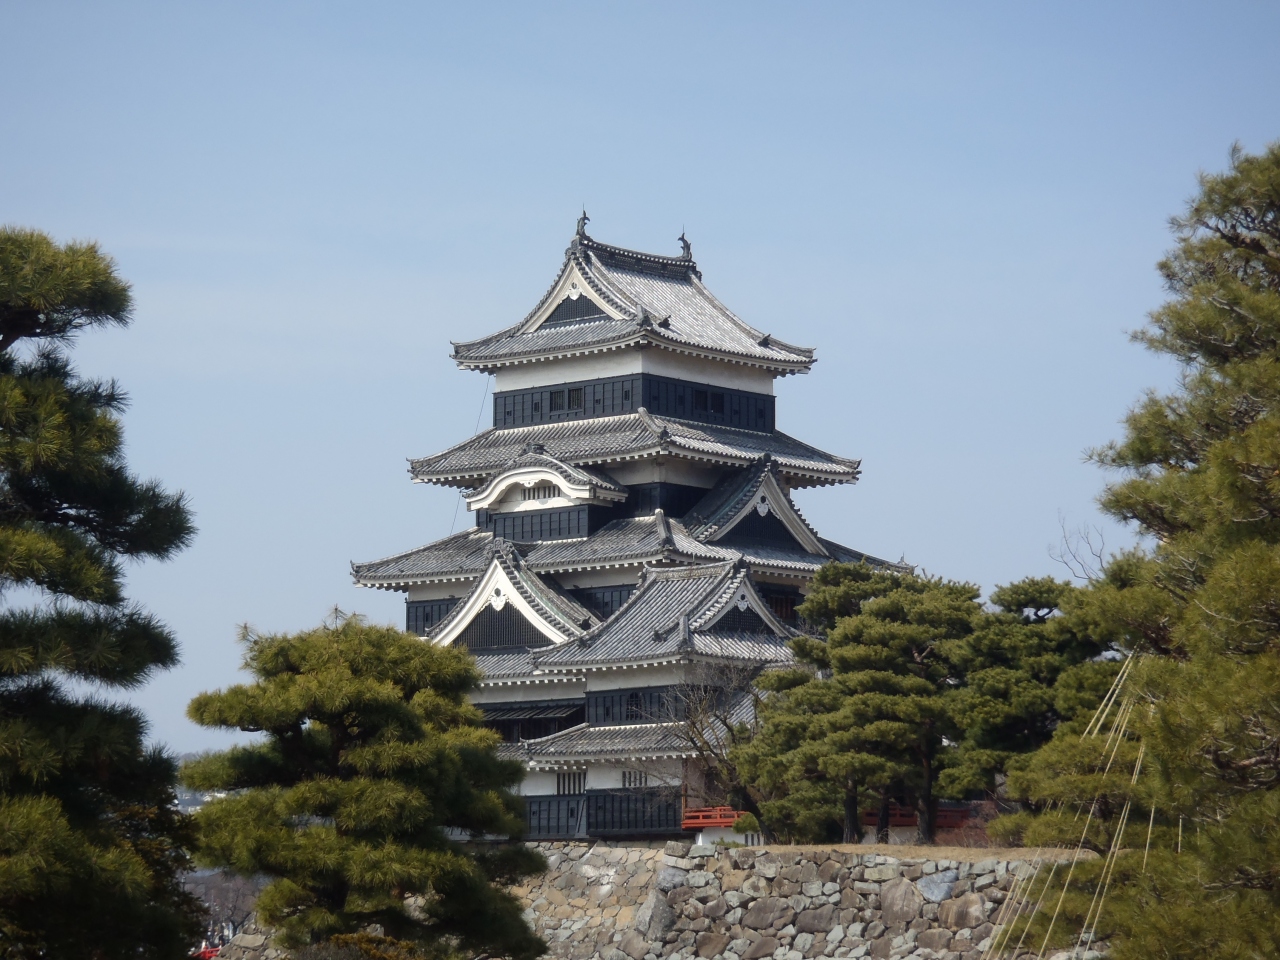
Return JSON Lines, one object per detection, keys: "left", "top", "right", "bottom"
{"left": 521, "top": 261, "right": 629, "bottom": 334}
{"left": 433, "top": 557, "right": 576, "bottom": 648}
{"left": 709, "top": 470, "right": 828, "bottom": 557}
{"left": 694, "top": 571, "right": 791, "bottom": 637}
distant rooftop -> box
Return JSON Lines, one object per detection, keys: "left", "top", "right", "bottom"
{"left": 451, "top": 219, "right": 815, "bottom": 375}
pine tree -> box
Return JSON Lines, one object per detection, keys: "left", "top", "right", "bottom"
{"left": 183, "top": 615, "right": 546, "bottom": 960}
{"left": 0, "top": 228, "right": 202, "bottom": 958}
{"left": 738, "top": 565, "right": 978, "bottom": 843}
{"left": 740, "top": 565, "right": 1113, "bottom": 845}
{"left": 994, "top": 143, "right": 1280, "bottom": 959}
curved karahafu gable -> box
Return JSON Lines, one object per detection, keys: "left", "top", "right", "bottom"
{"left": 464, "top": 449, "right": 627, "bottom": 512}
{"left": 450, "top": 225, "right": 815, "bottom": 376}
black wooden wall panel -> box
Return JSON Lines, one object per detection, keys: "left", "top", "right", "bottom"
{"left": 585, "top": 788, "right": 683, "bottom": 836}
{"left": 525, "top": 795, "right": 584, "bottom": 839}
{"left": 493, "top": 374, "right": 774, "bottom": 432}
{"left": 585, "top": 686, "right": 679, "bottom": 725}
{"left": 477, "top": 505, "right": 618, "bottom": 542}
{"left": 405, "top": 598, "right": 459, "bottom": 636}
{"left": 453, "top": 603, "right": 554, "bottom": 652}
{"left": 716, "top": 508, "right": 808, "bottom": 551}
{"left": 572, "top": 585, "right": 636, "bottom": 620}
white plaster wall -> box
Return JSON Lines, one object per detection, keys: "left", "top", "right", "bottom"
{"left": 470, "top": 678, "right": 586, "bottom": 702}
{"left": 641, "top": 351, "right": 775, "bottom": 394}
{"left": 492, "top": 347, "right": 776, "bottom": 394}
{"left": 551, "top": 567, "right": 643, "bottom": 591}
{"left": 607, "top": 459, "right": 724, "bottom": 489}
{"left": 518, "top": 770, "right": 558, "bottom": 796}
{"left": 493, "top": 353, "right": 639, "bottom": 391}
{"left": 584, "top": 664, "right": 688, "bottom": 692}
{"left": 405, "top": 582, "right": 474, "bottom": 602}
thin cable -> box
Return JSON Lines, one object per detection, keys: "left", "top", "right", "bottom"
{"left": 1142, "top": 805, "right": 1157, "bottom": 873}
{"left": 449, "top": 374, "right": 493, "bottom": 535}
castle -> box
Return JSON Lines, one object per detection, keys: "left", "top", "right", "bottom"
{"left": 353, "top": 218, "right": 887, "bottom": 839}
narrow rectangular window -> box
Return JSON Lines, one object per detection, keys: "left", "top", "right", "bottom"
{"left": 710, "top": 392, "right": 725, "bottom": 414}
{"left": 568, "top": 388, "right": 584, "bottom": 409}
{"left": 693, "top": 390, "right": 708, "bottom": 412}
{"left": 532, "top": 400, "right": 541, "bottom": 413}
{"left": 549, "top": 391, "right": 565, "bottom": 412}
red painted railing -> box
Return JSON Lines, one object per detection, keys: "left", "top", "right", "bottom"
{"left": 682, "top": 806, "right": 744, "bottom": 829}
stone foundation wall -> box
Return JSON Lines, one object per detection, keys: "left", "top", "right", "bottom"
{"left": 515, "top": 841, "right": 1078, "bottom": 960}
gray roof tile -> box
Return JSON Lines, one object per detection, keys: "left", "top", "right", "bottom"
{"left": 452, "top": 233, "right": 814, "bottom": 374}
{"left": 409, "top": 410, "right": 860, "bottom": 489}
{"left": 515, "top": 721, "right": 695, "bottom": 760}
{"left": 534, "top": 562, "right": 795, "bottom": 669}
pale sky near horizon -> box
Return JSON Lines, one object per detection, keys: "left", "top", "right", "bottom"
{"left": 3, "top": 1, "right": 1279, "bottom": 752}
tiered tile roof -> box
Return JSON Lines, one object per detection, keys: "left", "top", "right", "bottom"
{"left": 409, "top": 409, "right": 861, "bottom": 490}
{"left": 452, "top": 227, "right": 814, "bottom": 375}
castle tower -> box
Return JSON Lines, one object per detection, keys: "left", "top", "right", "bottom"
{"left": 353, "top": 221, "right": 888, "bottom": 839}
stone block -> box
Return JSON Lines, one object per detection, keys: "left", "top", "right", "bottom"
{"left": 754, "top": 855, "right": 782, "bottom": 879}
{"left": 658, "top": 867, "right": 690, "bottom": 892}
{"left": 863, "top": 865, "right": 898, "bottom": 883}
{"left": 701, "top": 896, "right": 728, "bottom": 918}
{"left": 818, "top": 859, "right": 843, "bottom": 883}
{"left": 915, "top": 869, "right": 958, "bottom": 904}
{"left": 801, "top": 882, "right": 823, "bottom": 898}
{"left": 620, "top": 930, "right": 650, "bottom": 960}
{"left": 695, "top": 933, "right": 733, "bottom": 959}
{"left": 666, "top": 856, "right": 698, "bottom": 870}
{"left": 915, "top": 929, "right": 951, "bottom": 953}
{"left": 742, "top": 942, "right": 778, "bottom": 960}
{"left": 742, "top": 876, "right": 772, "bottom": 899}
{"left": 690, "top": 844, "right": 717, "bottom": 858}
{"left": 794, "top": 904, "right": 838, "bottom": 933}
{"left": 878, "top": 879, "right": 923, "bottom": 925}
{"left": 743, "top": 897, "right": 795, "bottom": 930}
{"left": 667, "top": 841, "right": 693, "bottom": 857}
{"left": 937, "top": 893, "right": 985, "bottom": 931}
{"left": 867, "top": 937, "right": 892, "bottom": 959}
{"left": 972, "top": 873, "right": 996, "bottom": 892}
{"left": 688, "top": 871, "right": 715, "bottom": 888}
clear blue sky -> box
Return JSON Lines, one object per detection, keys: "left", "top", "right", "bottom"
{"left": 3, "top": 2, "right": 1278, "bottom": 752}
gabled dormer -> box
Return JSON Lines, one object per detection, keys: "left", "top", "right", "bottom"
{"left": 428, "top": 541, "right": 597, "bottom": 652}
{"left": 683, "top": 455, "right": 828, "bottom": 556}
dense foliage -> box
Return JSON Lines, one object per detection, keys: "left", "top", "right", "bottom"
{"left": 995, "top": 142, "right": 1280, "bottom": 959}
{"left": 183, "top": 615, "right": 546, "bottom": 960}
{"left": 735, "top": 566, "right": 1113, "bottom": 844}
{"left": 0, "top": 228, "right": 202, "bottom": 959}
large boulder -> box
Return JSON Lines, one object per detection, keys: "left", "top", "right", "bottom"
{"left": 635, "top": 889, "right": 676, "bottom": 939}
{"left": 618, "top": 930, "right": 649, "bottom": 960}
{"left": 741, "top": 896, "right": 795, "bottom": 930}
{"left": 656, "top": 866, "right": 689, "bottom": 891}
{"left": 695, "top": 932, "right": 733, "bottom": 958}
{"left": 794, "top": 904, "right": 838, "bottom": 933}
{"left": 880, "top": 878, "right": 924, "bottom": 924}
{"left": 938, "top": 892, "right": 987, "bottom": 930}
{"left": 916, "top": 869, "right": 959, "bottom": 904}
{"left": 916, "top": 929, "right": 952, "bottom": 952}
{"left": 742, "top": 937, "right": 780, "bottom": 959}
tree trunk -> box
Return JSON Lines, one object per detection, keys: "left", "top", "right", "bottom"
{"left": 842, "top": 779, "right": 860, "bottom": 844}
{"left": 876, "top": 790, "right": 892, "bottom": 843}
{"left": 918, "top": 754, "right": 937, "bottom": 844}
